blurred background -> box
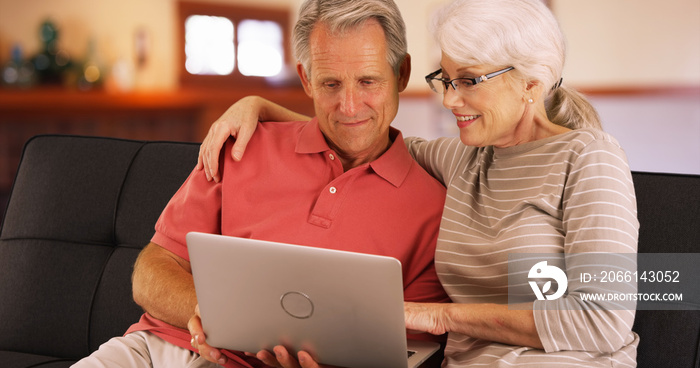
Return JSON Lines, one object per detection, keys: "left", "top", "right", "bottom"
{"left": 0, "top": 0, "right": 699, "bottom": 219}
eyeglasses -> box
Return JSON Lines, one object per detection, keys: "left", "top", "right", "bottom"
{"left": 425, "top": 66, "right": 515, "bottom": 94}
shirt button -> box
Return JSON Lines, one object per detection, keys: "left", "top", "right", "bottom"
{"left": 329, "top": 153, "right": 335, "bottom": 160}
{"left": 329, "top": 187, "right": 337, "bottom": 194}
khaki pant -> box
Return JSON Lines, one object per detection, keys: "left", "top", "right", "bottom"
{"left": 72, "top": 331, "right": 221, "bottom": 368}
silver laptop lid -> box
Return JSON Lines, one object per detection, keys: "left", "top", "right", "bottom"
{"left": 187, "top": 232, "right": 431, "bottom": 368}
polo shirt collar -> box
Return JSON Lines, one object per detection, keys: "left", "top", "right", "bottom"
{"left": 296, "top": 118, "right": 329, "bottom": 154}
{"left": 296, "top": 118, "right": 412, "bottom": 188}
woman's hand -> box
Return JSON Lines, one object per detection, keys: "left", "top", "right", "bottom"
{"left": 188, "top": 304, "right": 228, "bottom": 365}
{"left": 196, "top": 96, "right": 262, "bottom": 183}
{"left": 196, "top": 96, "right": 311, "bottom": 182}
{"left": 404, "top": 302, "right": 450, "bottom": 336}
{"left": 406, "top": 302, "right": 545, "bottom": 350}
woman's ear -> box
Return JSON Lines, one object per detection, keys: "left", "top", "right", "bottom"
{"left": 524, "top": 79, "right": 544, "bottom": 102}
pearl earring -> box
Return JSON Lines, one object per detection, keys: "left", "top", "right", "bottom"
{"left": 528, "top": 98, "right": 534, "bottom": 104}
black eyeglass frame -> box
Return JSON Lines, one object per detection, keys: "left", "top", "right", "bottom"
{"left": 425, "top": 66, "right": 515, "bottom": 93}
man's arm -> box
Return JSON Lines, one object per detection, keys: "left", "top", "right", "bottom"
{"left": 132, "top": 242, "right": 197, "bottom": 329}
{"left": 134, "top": 243, "right": 230, "bottom": 365}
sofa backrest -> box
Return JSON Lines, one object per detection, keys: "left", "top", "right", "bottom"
{"left": 631, "top": 171, "right": 700, "bottom": 368}
{"left": 0, "top": 135, "right": 198, "bottom": 360}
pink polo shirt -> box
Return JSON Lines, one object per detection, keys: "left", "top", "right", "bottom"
{"left": 127, "top": 119, "right": 448, "bottom": 368}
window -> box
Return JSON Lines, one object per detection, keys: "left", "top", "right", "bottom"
{"left": 178, "top": 1, "right": 290, "bottom": 88}
{"left": 237, "top": 20, "right": 284, "bottom": 77}
{"left": 185, "top": 15, "right": 235, "bottom": 76}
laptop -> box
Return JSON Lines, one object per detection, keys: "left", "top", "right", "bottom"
{"left": 187, "top": 232, "right": 440, "bottom": 368}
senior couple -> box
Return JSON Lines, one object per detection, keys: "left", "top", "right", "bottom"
{"left": 74, "top": 0, "right": 639, "bottom": 367}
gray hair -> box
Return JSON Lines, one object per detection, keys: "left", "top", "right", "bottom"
{"left": 293, "top": 0, "right": 408, "bottom": 76}
{"left": 431, "top": 0, "right": 601, "bottom": 130}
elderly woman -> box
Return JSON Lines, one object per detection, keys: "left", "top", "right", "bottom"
{"left": 196, "top": 0, "right": 639, "bottom": 366}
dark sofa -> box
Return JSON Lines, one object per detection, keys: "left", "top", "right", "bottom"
{"left": 1, "top": 135, "right": 698, "bottom": 367}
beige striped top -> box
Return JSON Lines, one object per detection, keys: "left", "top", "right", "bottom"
{"left": 406, "top": 128, "right": 640, "bottom": 367}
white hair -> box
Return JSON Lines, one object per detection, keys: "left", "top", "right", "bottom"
{"left": 431, "top": 0, "right": 601, "bottom": 130}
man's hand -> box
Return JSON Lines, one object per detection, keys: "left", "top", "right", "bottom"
{"left": 188, "top": 304, "right": 228, "bottom": 365}
{"left": 255, "top": 345, "right": 343, "bottom": 368}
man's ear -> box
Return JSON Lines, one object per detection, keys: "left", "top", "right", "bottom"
{"left": 397, "top": 54, "right": 411, "bottom": 93}
{"left": 296, "top": 62, "right": 313, "bottom": 97}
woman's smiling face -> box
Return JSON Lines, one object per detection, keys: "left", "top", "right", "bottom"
{"left": 439, "top": 53, "right": 532, "bottom": 148}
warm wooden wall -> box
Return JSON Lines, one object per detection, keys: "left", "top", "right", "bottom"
{"left": 0, "top": 87, "right": 314, "bottom": 223}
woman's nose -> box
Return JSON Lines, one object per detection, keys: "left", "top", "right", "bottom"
{"left": 442, "top": 85, "right": 464, "bottom": 110}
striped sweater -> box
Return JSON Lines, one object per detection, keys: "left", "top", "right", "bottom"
{"left": 406, "top": 128, "right": 640, "bottom": 367}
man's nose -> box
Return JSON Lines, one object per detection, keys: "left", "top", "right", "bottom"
{"left": 339, "top": 85, "right": 360, "bottom": 116}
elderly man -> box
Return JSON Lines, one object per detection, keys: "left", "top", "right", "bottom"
{"left": 72, "top": 0, "right": 448, "bottom": 367}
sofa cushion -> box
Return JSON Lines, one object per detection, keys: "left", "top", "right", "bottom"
{"left": 0, "top": 135, "right": 198, "bottom": 364}
{"left": 631, "top": 171, "right": 700, "bottom": 368}
{"left": 0, "top": 350, "right": 75, "bottom": 368}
